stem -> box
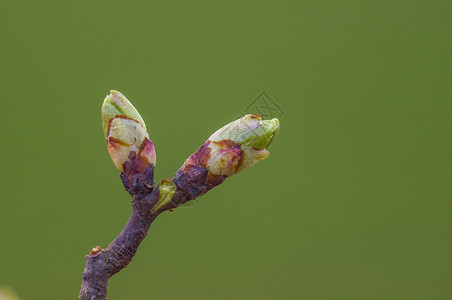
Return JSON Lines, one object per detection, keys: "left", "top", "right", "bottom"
{"left": 78, "top": 162, "right": 223, "bottom": 299}
{"left": 78, "top": 190, "right": 159, "bottom": 300}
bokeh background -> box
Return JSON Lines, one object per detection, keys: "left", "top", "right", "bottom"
{"left": 1, "top": 1, "right": 451, "bottom": 299}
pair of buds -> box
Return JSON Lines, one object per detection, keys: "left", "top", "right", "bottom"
{"left": 102, "top": 91, "right": 279, "bottom": 199}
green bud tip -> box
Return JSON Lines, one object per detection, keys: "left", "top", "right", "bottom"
{"left": 180, "top": 114, "right": 280, "bottom": 177}
{"left": 209, "top": 114, "right": 280, "bottom": 149}
{"left": 101, "top": 90, "right": 156, "bottom": 173}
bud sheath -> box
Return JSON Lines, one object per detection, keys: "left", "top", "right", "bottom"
{"left": 173, "top": 114, "right": 279, "bottom": 200}
{"left": 102, "top": 90, "right": 156, "bottom": 175}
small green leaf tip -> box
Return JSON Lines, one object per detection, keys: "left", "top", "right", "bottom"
{"left": 151, "top": 179, "right": 177, "bottom": 213}
{"left": 209, "top": 114, "right": 280, "bottom": 150}
{"left": 101, "top": 90, "right": 156, "bottom": 173}
{"left": 102, "top": 90, "right": 146, "bottom": 138}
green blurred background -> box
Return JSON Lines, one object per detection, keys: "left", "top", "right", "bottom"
{"left": 1, "top": 0, "right": 451, "bottom": 299}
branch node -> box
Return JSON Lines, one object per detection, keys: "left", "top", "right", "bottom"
{"left": 90, "top": 246, "right": 102, "bottom": 255}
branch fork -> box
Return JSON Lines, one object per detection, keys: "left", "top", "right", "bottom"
{"left": 79, "top": 90, "right": 280, "bottom": 299}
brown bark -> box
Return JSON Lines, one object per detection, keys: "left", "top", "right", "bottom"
{"left": 78, "top": 162, "right": 224, "bottom": 299}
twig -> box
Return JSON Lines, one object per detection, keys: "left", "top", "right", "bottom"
{"left": 78, "top": 162, "right": 222, "bottom": 299}
{"left": 79, "top": 90, "right": 279, "bottom": 299}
